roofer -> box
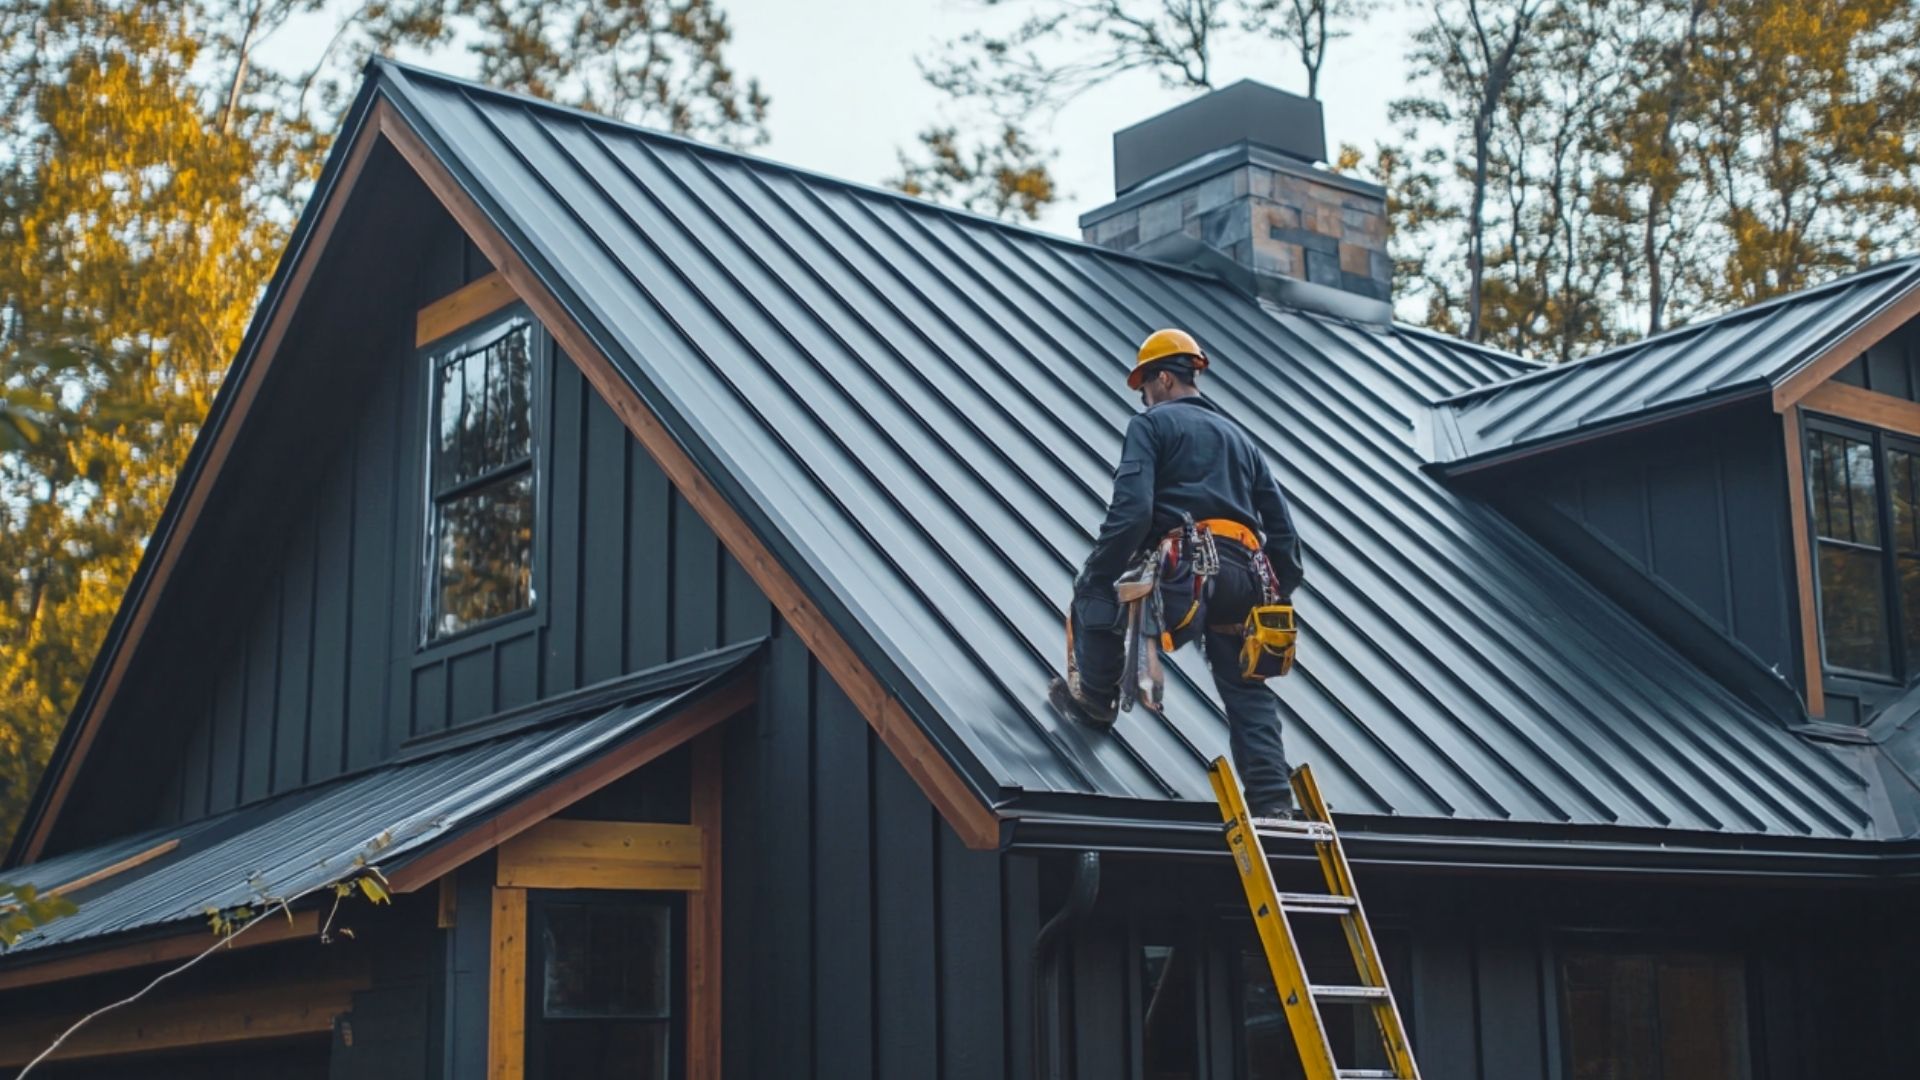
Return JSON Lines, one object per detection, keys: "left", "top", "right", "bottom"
{"left": 1051, "top": 328, "right": 1306, "bottom": 817}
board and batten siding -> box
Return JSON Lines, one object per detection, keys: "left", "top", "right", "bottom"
{"left": 156, "top": 224, "right": 773, "bottom": 824}
{"left": 1479, "top": 403, "right": 1802, "bottom": 716}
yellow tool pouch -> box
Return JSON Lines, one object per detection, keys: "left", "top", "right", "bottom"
{"left": 1240, "top": 604, "right": 1297, "bottom": 680}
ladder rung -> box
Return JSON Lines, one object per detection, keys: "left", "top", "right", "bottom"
{"left": 1247, "top": 816, "right": 1336, "bottom": 842}
{"left": 1277, "top": 891, "right": 1357, "bottom": 915}
{"left": 1311, "top": 984, "right": 1390, "bottom": 1005}
{"left": 1337, "top": 1071, "right": 1403, "bottom": 1079}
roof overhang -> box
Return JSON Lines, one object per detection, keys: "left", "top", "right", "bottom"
{"left": 1003, "top": 804, "right": 1920, "bottom": 882}
{"left": 0, "top": 644, "right": 758, "bottom": 985}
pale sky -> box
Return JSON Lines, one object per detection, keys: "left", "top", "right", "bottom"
{"left": 263, "top": 0, "right": 1424, "bottom": 239}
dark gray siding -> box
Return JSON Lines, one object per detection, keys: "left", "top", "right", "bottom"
{"left": 128, "top": 210, "right": 773, "bottom": 830}
{"left": 721, "top": 627, "right": 1042, "bottom": 1080}
{"left": 1063, "top": 861, "right": 1919, "bottom": 1080}
{"left": 1483, "top": 403, "right": 1805, "bottom": 717}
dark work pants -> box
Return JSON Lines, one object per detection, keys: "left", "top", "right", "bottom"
{"left": 1070, "top": 543, "right": 1292, "bottom": 810}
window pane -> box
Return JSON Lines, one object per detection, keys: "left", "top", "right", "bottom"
{"left": 433, "top": 470, "right": 534, "bottom": 637}
{"left": 1892, "top": 449, "right": 1920, "bottom": 552}
{"left": 1846, "top": 436, "right": 1880, "bottom": 545}
{"left": 1809, "top": 430, "right": 1882, "bottom": 544}
{"left": 433, "top": 323, "right": 533, "bottom": 492}
{"left": 540, "top": 1020, "right": 669, "bottom": 1080}
{"left": 1141, "top": 944, "right": 1199, "bottom": 1080}
{"left": 1819, "top": 542, "right": 1890, "bottom": 673}
{"left": 1562, "top": 950, "right": 1750, "bottom": 1080}
{"left": 542, "top": 903, "right": 671, "bottom": 1019}
{"left": 1902, "top": 555, "right": 1920, "bottom": 667}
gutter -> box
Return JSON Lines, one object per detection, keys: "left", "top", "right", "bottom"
{"left": 1002, "top": 813, "right": 1920, "bottom": 883}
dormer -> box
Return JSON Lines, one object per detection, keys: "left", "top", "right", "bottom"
{"left": 1429, "top": 258, "right": 1920, "bottom": 729}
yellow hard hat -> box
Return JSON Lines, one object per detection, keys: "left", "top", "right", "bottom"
{"left": 1129, "top": 328, "right": 1209, "bottom": 389}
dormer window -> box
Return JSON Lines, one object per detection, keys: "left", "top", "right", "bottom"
{"left": 1806, "top": 419, "right": 1920, "bottom": 680}
{"left": 425, "top": 317, "right": 537, "bottom": 641}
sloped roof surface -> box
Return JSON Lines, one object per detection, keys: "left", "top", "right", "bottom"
{"left": 1432, "top": 258, "right": 1920, "bottom": 466}
{"left": 366, "top": 63, "right": 1874, "bottom": 840}
{"left": 0, "top": 649, "right": 748, "bottom": 957}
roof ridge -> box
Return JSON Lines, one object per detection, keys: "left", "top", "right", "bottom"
{"left": 370, "top": 58, "right": 1236, "bottom": 287}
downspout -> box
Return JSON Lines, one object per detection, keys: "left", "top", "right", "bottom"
{"left": 1032, "top": 851, "right": 1101, "bottom": 1080}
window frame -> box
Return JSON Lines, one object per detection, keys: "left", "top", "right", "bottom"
{"left": 415, "top": 304, "right": 550, "bottom": 652}
{"left": 1803, "top": 414, "right": 1920, "bottom": 685}
{"left": 524, "top": 889, "right": 686, "bottom": 1080}
{"left": 1552, "top": 932, "right": 1759, "bottom": 1080}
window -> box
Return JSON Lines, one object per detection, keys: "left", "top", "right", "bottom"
{"left": 1804, "top": 420, "right": 1920, "bottom": 683}
{"left": 1809, "top": 427, "right": 1890, "bottom": 674}
{"left": 530, "top": 897, "right": 679, "bottom": 1080}
{"left": 1140, "top": 941, "right": 1201, "bottom": 1080}
{"left": 1561, "top": 950, "right": 1751, "bottom": 1080}
{"left": 425, "top": 319, "right": 536, "bottom": 641}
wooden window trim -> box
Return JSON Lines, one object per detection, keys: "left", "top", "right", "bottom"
{"left": 495, "top": 821, "right": 703, "bottom": 891}
{"left": 419, "top": 271, "right": 516, "bottom": 348}
{"left": 1782, "top": 411, "right": 1828, "bottom": 716}
{"left": 1800, "top": 380, "right": 1920, "bottom": 437}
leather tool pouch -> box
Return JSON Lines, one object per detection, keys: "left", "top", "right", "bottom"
{"left": 1240, "top": 603, "right": 1297, "bottom": 680}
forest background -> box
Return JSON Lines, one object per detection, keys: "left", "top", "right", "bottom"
{"left": 4, "top": 0, "right": 1919, "bottom": 851}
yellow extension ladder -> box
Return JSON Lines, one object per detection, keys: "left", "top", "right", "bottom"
{"left": 1207, "top": 757, "right": 1422, "bottom": 1080}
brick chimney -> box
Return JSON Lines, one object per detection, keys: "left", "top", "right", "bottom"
{"left": 1079, "top": 80, "right": 1391, "bottom": 323}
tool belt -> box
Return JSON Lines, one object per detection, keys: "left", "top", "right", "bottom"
{"left": 1113, "top": 517, "right": 1297, "bottom": 710}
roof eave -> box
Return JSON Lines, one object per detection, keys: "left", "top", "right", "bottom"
{"left": 1428, "top": 383, "right": 1772, "bottom": 477}
{"left": 1003, "top": 809, "right": 1917, "bottom": 881}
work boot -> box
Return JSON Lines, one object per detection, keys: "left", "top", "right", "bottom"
{"left": 1048, "top": 675, "right": 1118, "bottom": 732}
{"left": 1251, "top": 801, "right": 1301, "bottom": 822}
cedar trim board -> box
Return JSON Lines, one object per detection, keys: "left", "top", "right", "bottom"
{"left": 1781, "top": 410, "right": 1827, "bottom": 718}
{"left": 0, "top": 910, "right": 323, "bottom": 993}
{"left": 494, "top": 820, "right": 704, "bottom": 890}
{"left": 9, "top": 83, "right": 393, "bottom": 866}
{"left": 0, "top": 677, "right": 745, "bottom": 992}
{"left": 418, "top": 269, "right": 516, "bottom": 346}
{"left": 383, "top": 674, "right": 755, "bottom": 893}
{"left": 0, "top": 973, "right": 363, "bottom": 1066}
{"left": 487, "top": 885, "right": 528, "bottom": 1080}
{"left": 368, "top": 86, "right": 1005, "bottom": 851}
{"left": 1773, "top": 274, "right": 1920, "bottom": 409}
{"left": 1799, "top": 380, "right": 1920, "bottom": 436}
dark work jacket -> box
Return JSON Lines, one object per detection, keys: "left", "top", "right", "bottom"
{"left": 1080, "top": 395, "right": 1305, "bottom": 596}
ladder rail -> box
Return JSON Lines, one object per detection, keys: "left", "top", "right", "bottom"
{"left": 1291, "top": 765, "right": 1421, "bottom": 1080}
{"left": 1211, "top": 757, "right": 1423, "bottom": 1080}
{"left": 1208, "top": 759, "right": 1344, "bottom": 1080}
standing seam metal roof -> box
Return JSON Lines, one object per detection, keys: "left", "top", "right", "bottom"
{"left": 1432, "top": 258, "right": 1920, "bottom": 465}
{"left": 370, "top": 61, "right": 1872, "bottom": 841}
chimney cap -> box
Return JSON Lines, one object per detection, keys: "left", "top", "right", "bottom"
{"left": 1113, "top": 80, "right": 1326, "bottom": 195}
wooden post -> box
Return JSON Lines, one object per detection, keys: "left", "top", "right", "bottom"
{"left": 688, "top": 731, "right": 725, "bottom": 1080}
{"left": 488, "top": 886, "right": 527, "bottom": 1080}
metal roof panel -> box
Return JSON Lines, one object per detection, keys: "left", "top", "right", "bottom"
{"left": 367, "top": 62, "right": 1873, "bottom": 841}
